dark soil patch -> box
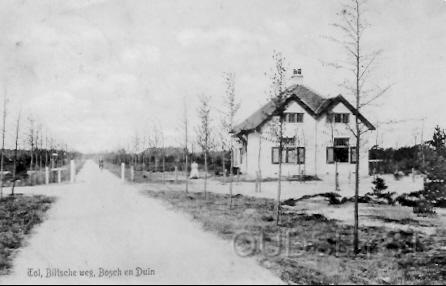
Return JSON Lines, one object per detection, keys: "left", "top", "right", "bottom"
{"left": 144, "top": 189, "right": 445, "bottom": 285}
{"left": 0, "top": 195, "right": 55, "bottom": 275}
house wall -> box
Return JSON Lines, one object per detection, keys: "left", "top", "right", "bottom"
{"left": 236, "top": 100, "right": 372, "bottom": 179}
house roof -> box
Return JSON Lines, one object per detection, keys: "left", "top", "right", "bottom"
{"left": 232, "top": 84, "right": 375, "bottom": 135}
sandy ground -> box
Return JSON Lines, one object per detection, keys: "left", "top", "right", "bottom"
{"left": 0, "top": 160, "right": 283, "bottom": 285}
{"left": 137, "top": 173, "right": 424, "bottom": 201}
{"left": 136, "top": 174, "right": 446, "bottom": 234}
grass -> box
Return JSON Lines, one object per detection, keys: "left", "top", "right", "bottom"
{"left": 144, "top": 189, "right": 445, "bottom": 285}
{"left": 0, "top": 195, "right": 55, "bottom": 275}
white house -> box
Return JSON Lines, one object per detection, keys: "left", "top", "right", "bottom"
{"left": 231, "top": 69, "right": 375, "bottom": 180}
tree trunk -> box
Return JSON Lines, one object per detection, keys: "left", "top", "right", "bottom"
{"left": 204, "top": 150, "right": 208, "bottom": 199}
{"left": 229, "top": 147, "right": 233, "bottom": 208}
{"left": 221, "top": 149, "right": 226, "bottom": 184}
{"left": 276, "top": 119, "right": 283, "bottom": 225}
{"left": 12, "top": 116, "right": 20, "bottom": 197}
{"left": 185, "top": 149, "right": 189, "bottom": 193}
{"left": 353, "top": 1, "right": 361, "bottom": 252}
{"left": 257, "top": 134, "right": 262, "bottom": 192}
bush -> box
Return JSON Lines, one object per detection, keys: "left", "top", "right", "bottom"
{"left": 413, "top": 200, "right": 436, "bottom": 216}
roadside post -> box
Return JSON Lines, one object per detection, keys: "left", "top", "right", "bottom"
{"left": 70, "top": 160, "right": 75, "bottom": 183}
{"left": 121, "top": 162, "right": 125, "bottom": 182}
{"left": 130, "top": 165, "right": 134, "bottom": 182}
{"left": 45, "top": 167, "right": 49, "bottom": 184}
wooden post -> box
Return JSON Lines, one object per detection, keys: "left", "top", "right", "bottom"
{"left": 175, "top": 166, "right": 178, "bottom": 183}
{"left": 45, "top": 167, "right": 49, "bottom": 184}
{"left": 130, "top": 165, "right": 134, "bottom": 182}
{"left": 121, "top": 163, "right": 125, "bottom": 182}
{"left": 57, "top": 169, "right": 62, "bottom": 184}
{"left": 70, "top": 160, "right": 75, "bottom": 183}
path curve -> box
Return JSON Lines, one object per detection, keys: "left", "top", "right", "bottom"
{"left": 1, "top": 160, "right": 282, "bottom": 285}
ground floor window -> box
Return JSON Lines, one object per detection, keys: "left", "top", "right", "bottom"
{"left": 327, "top": 138, "right": 356, "bottom": 164}
{"left": 327, "top": 137, "right": 350, "bottom": 163}
{"left": 272, "top": 147, "right": 305, "bottom": 164}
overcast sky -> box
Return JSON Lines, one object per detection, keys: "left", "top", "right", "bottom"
{"left": 0, "top": 0, "right": 445, "bottom": 153}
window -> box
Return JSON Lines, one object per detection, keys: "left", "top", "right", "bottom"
{"left": 282, "top": 137, "right": 295, "bottom": 145}
{"left": 350, "top": 147, "right": 357, "bottom": 164}
{"left": 327, "top": 138, "right": 350, "bottom": 163}
{"left": 272, "top": 147, "right": 305, "bottom": 164}
{"left": 334, "top": 138, "right": 349, "bottom": 147}
{"left": 272, "top": 147, "right": 287, "bottom": 164}
{"left": 327, "top": 113, "right": 350, "bottom": 123}
{"left": 285, "top": 113, "right": 304, "bottom": 123}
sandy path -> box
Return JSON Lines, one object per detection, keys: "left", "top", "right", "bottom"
{"left": 1, "top": 160, "right": 282, "bottom": 285}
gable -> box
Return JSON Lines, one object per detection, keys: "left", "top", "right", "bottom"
{"left": 317, "top": 95, "right": 375, "bottom": 130}
{"left": 232, "top": 86, "right": 375, "bottom": 136}
{"left": 329, "top": 101, "right": 351, "bottom": 113}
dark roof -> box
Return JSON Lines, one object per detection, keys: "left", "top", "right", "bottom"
{"left": 232, "top": 84, "right": 375, "bottom": 135}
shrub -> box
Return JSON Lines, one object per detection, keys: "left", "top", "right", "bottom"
{"left": 413, "top": 200, "right": 436, "bottom": 216}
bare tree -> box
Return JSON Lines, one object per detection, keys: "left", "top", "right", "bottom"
{"left": 27, "top": 115, "right": 35, "bottom": 171}
{"left": 39, "top": 124, "right": 43, "bottom": 170}
{"left": 11, "top": 112, "right": 21, "bottom": 196}
{"left": 160, "top": 125, "right": 166, "bottom": 183}
{"left": 196, "top": 94, "right": 213, "bottom": 199}
{"left": 222, "top": 72, "right": 240, "bottom": 207}
{"left": 332, "top": 0, "right": 390, "bottom": 253}
{"left": 268, "top": 50, "right": 288, "bottom": 225}
{"left": 183, "top": 98, "right": 190, "bottom": 193}
{"left": 151, "top": 123, "right": 161, "bottom": 173}
{"left": 0, "top": 89, "right": 7, "bottom": 199}
{"left": 132, "top": 131, "right": 140, "bottom": 169}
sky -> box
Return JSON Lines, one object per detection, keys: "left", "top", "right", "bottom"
{"left": 0, "top": 0, "right": 445, "bottom": 153}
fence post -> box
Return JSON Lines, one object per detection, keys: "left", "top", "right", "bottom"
{"left": 121, "top": 163, "right": 125, "bottom": 182}
{"left": 175, "top": 166, "right": 178, "bottom": 183}
{"left": 70, "top": 160, "right": 75, "bottom": 183}
{"left": 45, "top": 167, "right": 49, "bottom": 184}
{"left": 130, "top": 165, "right": 134, "bottom": 182}
{"left": 57, "top": 169, "right": 62, "bottom": 184}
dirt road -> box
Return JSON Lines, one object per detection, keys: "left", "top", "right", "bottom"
{"left": 1, "top": 160, "right": 282, "bottom": 285}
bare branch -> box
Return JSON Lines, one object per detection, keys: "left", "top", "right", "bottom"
{"left": 359, "top": 84, "right": 393, "bottom": 108}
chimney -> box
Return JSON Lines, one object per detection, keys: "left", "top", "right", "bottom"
{"left": 289, "top": 68, "right": 303, "bottom": 86}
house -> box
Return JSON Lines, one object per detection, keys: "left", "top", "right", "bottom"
{"left": 231, "top": 69, "right": 375, "bottom": 179}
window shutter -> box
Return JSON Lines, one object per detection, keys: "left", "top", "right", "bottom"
{"left": 271, "top": 147, "right": 279, "bottom": 164}
{"left": 298, "top": 147, "right": 305, "bottom": 164}
{"left": 281, "top": 148, "right": 287, "bottom": 163}
{"left": 327, "top": 147, "right": 334, "bottom": 164}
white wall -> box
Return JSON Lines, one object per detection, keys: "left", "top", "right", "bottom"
{"left": 237, "top": 99, "right": 373, "bottom": 179}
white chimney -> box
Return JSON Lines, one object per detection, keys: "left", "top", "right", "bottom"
{"left": 289, "top": 68, "right": 303, "bottom": 86}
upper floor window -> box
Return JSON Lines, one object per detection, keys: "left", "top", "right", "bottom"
{"left": 285, "top": 113, "right": 304, "bottom": 123}
{"left": 327, "top": 113, "right": 350, "bottom": 123}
